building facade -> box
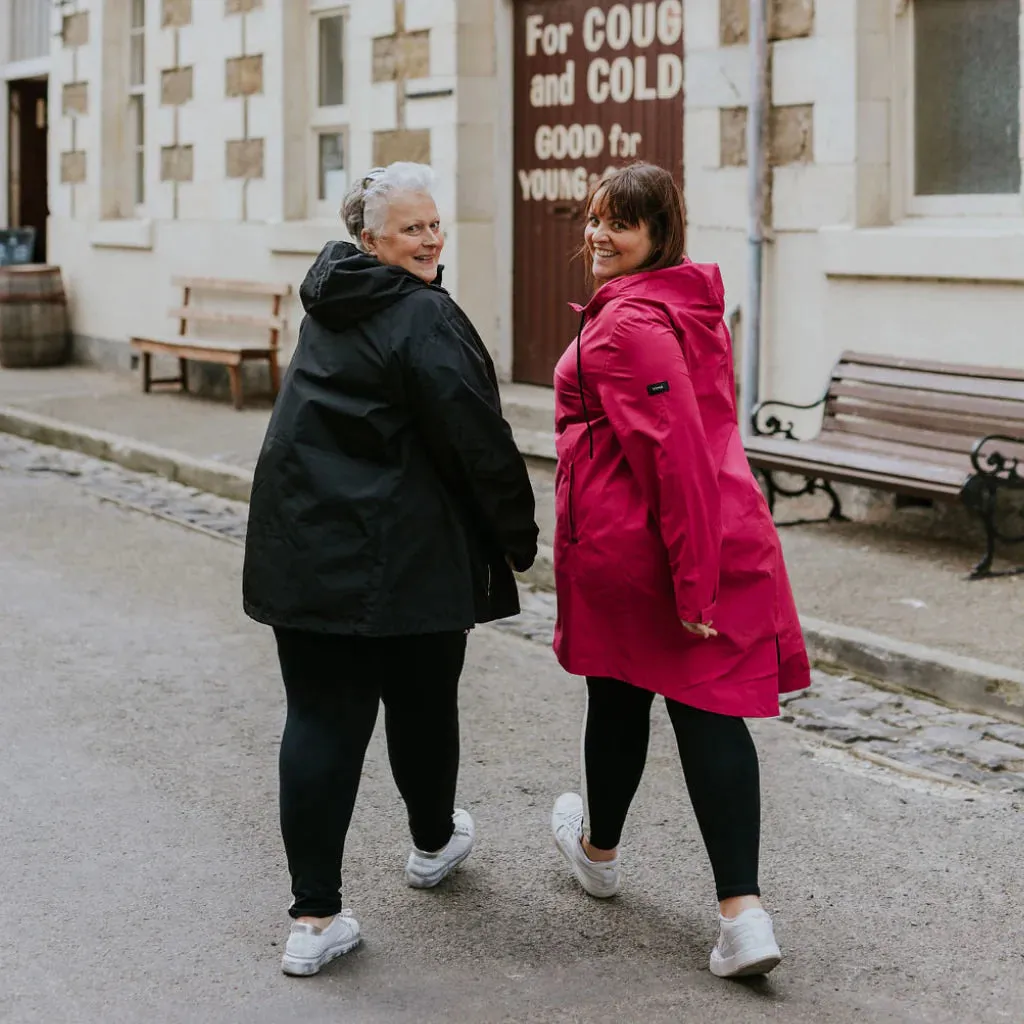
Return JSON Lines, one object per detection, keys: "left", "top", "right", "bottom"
{"left": 6, "top": 0, "right": 1023, "bottom": 398}
{"left": 686, "top": 0, "right": 1024, "bottom": 410}
{"left": 37, "top": 0, "right": 514, "bottom": 374}
{"left": 16, "top": 0, "right": 686, "bottom": 384}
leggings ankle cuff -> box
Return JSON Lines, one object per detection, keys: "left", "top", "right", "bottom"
{"left": 716, "top": 884, "right": 761, "bottom": 901}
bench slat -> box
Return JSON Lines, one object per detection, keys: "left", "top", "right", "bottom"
{"left": 831, "top": 362, "right": 1024, "bottom": 402}
{"left": 825, "top": 412, "right": 998, "bottom": 456}
{"left": 131, "top": 334, "right": 275, "bottom": 361}
{"left": 815, "top": 430, "right": 979, "bottom": 472}
{"left": 171, "top": 276, "right": 291, "bottom": 298}
{"left": 826, "top": 380, "right": 1024, "bottom": 426}
{"left": 827, "top": 399, "right": 1018, "bottom": 445}
{"left": 839, "top": 351, "right": 1024, "bottom": 383}
{"left": 168, "top": 307, "right": 285, "bottom": 332}
{"left": 746, "top": 437, "right": 968, "bottom": 490}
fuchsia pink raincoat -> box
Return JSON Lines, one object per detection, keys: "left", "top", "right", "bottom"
{"left": 552, "top": 260, "right": 811, "bottom": 717}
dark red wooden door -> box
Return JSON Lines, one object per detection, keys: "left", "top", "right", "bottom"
{"left": 512, "top": 0, "right": 684, "bottom": 385}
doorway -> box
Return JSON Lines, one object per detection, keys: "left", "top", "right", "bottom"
{"left": 7, "top": 78, "right": 49, "bottom": 264}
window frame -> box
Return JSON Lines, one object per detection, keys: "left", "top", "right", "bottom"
{"left": 308, "top": 4, "right": 350, "bottom": 220}
{"left": 903, "top": 0, "right": 1024, "bottom": 219}
{"left": 127, "top": 0, "right": 146, "bottom": 213}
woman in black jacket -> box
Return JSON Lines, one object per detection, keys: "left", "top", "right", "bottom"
{"left": 243, "top": 162, "right": 538, "bottom": 976}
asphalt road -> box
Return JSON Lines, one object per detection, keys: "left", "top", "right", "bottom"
{"left": 1, "top": 468, "right": 1021, "bottom": 1024}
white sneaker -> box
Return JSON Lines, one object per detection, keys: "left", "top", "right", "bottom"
{"left": 281, "top": 911, "right": 361, "bottom": 977}
{"left": 405, "top": 809, "right": 475, "bottom": 889}
{"left": 709, "top": 908, "right": 782, "bottom": 978}
{"left": 551, "top": 792, "right": 620, "bottom": 899}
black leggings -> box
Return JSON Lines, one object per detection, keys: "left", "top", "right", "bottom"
{"left": 584, "top": 676, "right": 761, "bottom": 902}
{"left": 275, "top": 627, "right": 466, "bottom": 919}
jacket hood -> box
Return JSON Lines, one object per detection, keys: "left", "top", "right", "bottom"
{"left": 571, "top": 260, "right": 726, "bottom": 327}
{"left": 299, "top": 240, "right": 444, "bottom": 332}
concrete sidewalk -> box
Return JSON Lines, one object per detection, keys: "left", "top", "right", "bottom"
{"left": 1, "top": 364, "right": 1021, "bottom": 721}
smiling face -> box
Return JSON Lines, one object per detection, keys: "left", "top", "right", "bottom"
{"left": 361, "top": 191, "right": 444, "bottom": 283}
{"left": 584, "top": 190, "right": 654, "bottom": 285}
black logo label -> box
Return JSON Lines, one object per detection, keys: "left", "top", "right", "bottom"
{"left": 647, "top": 381, "right": 670, "bottom": 395}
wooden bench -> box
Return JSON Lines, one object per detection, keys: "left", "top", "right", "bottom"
{"left": 745, "top": 352, "right": 1024, "bottom": 579}
{"left": 130, "top": 276, "right": 291, "bottom": 410}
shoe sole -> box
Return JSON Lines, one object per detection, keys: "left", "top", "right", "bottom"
{"left": 405, "top": 844, "right": 473, "bottom": 889}
{"left": 553, "top": 834, "right": 619, "bottom": 899}
{"left": 710, "top": 950, "right": 782, "bottom": 979}
{"left": 281, "top": 935, "right": 362, "bottom": 977}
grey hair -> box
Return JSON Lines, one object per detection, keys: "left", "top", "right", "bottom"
{"left": 342, "top": 162, "right": 437, "bottom": 250}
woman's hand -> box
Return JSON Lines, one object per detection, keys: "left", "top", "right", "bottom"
{"left": 681, "top": 620, "right": 717, "bottom": 639}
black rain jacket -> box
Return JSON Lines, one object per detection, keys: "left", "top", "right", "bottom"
{"left": 242, "top": 242, "right": 538, "bottom": 636}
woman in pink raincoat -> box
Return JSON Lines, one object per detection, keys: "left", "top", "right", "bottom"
{"left": 549, "top": 164, "right": 811, "bottom": 979}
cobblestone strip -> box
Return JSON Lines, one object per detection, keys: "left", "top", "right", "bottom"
{"left": 493, "top": 589, "right": 1024, "bottom": 796}
{"left": 0, "top": 434, "right": 250, "bottom": 542}
{"left": 4, "top": 434, "right": 1022, "bottom": 795}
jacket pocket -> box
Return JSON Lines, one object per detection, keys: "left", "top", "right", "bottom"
{"left": 567, "top": 461, "right": 578, "bottom": 543}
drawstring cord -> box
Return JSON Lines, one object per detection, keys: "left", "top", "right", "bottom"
{"left": 574, "top": 311, "right": 594, "bottom": 459}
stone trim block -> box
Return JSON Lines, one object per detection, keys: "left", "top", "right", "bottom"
{"left": 60, "top": 151, "right": 87, "bottom": 185}
{"left": 719, "top": 104, "right": 814, "bottom": 166}
{"left": 62, "top": 82, "right": 88, "bottom": 117}
{"left": 162, "top": 0, "right": 192, "bottom": 28}
{"left": 373, "top": 129, "right": 431, "bottom": 167}
{"left": 161, "top": 145, "right": 194, "bottom": 182}
{"left": 226, "top": 55, "right": 264, "bottom": 97}
{"left": 161, "top": 67, "right": 194, "bottom": 106}
{"left": 226, "top": 139, "right": 265, "bottom": 179}
{"left": 719, "top": 108, "right": 748, "bottom": 167}
{"left": 62, "top": 12, "right": 89, "bottom": 48}
{"left": 721, "top": 0, "right": 815, "bottom": 45}
{"left": 372, "top": 30, "right": 430, "bottom": 83}
{"left": 772, "top": 0, "right": 815, "bottom": 41}
{"left": 771, "top": 104, "right": 814, "bottom": 164}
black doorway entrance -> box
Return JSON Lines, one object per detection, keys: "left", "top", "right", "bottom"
{"left": 7, "top": 78, "right": 49, "bottom": 264}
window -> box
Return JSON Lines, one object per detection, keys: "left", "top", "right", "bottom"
{"left": 909, "top": 0, "right": 1022, "bottom": 215}
{"left": 309, "top": 6, "right": 349, "bottom": 218}
{"left": 128, "top": 0, "right": 146, "bottom": 209}
{"left": 318, "top": 14, "right": 345, "bottom": 107}
{"left": 318, "top": 131, "right": 348, "bottom": 207}
{"left": 10, "top": 0, "right": 51, "bottom": 63}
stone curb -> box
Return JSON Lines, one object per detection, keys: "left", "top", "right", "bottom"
{"left": 0, "top": 406, "right": 253, "bottom": 503}
{"left": 800, "top": 616, "right": 1024, "bottom": 726}
{"left": 3, "top": 403, "right": 1021, "bottom": 725}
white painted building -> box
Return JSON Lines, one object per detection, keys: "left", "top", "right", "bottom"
{"left": 23, "top": 0, "right": 512, "bottom": 378}
{"left": 686, "top": 0, "right": 1024, "bottom": 411}
{"left": 4, "top": 0, "right": 1023, "bottom": 401}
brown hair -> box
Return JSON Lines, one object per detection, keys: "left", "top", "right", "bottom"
{"left": 580, "top": 163, "right": 686, "bottom": 280}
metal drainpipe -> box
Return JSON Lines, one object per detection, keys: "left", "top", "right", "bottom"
{"left": 741, "top": 0, "right": 769, "bottom": 436}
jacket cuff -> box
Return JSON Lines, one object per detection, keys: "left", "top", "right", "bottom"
{"left": 678, "top": 600, "right": 716, "bottom": 626}
{"left": 509, "top": 547, "right": 537, "bottom": 573}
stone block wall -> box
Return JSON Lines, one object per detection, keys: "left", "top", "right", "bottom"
{"left": 683, "top": 0, "right": 864, "bottom": 405}
{"left": 45, "top": 0, "right": 507, "bottom": 378}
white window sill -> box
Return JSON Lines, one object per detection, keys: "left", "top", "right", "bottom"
{"left": 89, "top": 219, "right": 154, "bottom": 251}
{"left": 267, "top": 221, "right": 347, "bottom": 256}
{"left": 821, "top": 221, "right": 1024, "bottom": 284}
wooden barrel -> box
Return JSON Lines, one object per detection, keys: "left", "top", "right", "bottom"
{"left": 0, "top": 265, "right": 70, "bottom": 368}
